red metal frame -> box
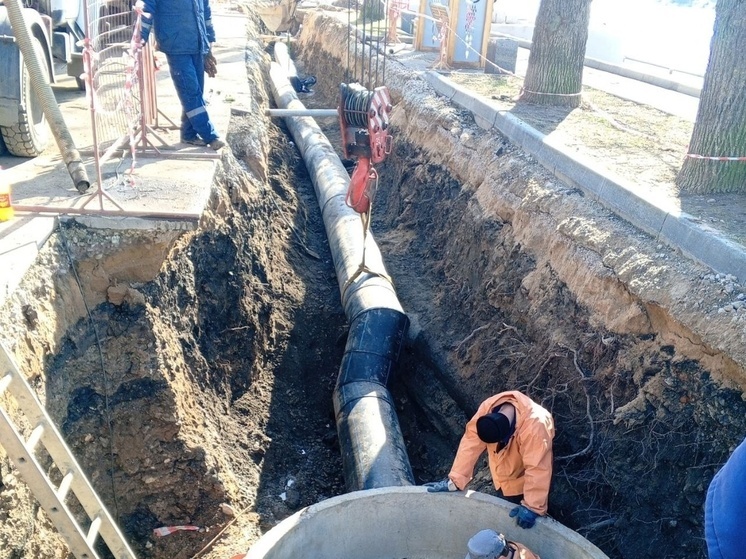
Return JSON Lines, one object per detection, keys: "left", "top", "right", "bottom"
{"left": 338, "top": 83, "right": 393, "bottom": 215}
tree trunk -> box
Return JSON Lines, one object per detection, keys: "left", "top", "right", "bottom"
{"left": 676, "top": 0, "right": 746, "bottom": 194}
{"left": 520, "top": 0, "right": 591, "bottom": 108}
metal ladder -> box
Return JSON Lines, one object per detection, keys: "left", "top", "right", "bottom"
{"left": 0, "top": 343, "right": 137, "bottom": 559}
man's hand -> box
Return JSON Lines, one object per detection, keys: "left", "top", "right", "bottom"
{"left": 423, "top": 478, "right": 458, "bottom": 493}
{"left": 205, "top": 50, "right": 217, "bottom": 78}
{"left": 509, "top": 505, "right": 539, "bottom": 529}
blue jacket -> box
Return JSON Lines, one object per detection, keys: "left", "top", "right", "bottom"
{"left": 140, "top": 0, "right": 215, "bottom": 55}
{"left": 705, "top": 436, "right": 746, "bottom": 559}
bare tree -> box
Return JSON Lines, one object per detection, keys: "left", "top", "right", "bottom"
{"left": 676, "top": 0, "right": 746, "bottom": 194}
{"left": 520, "top": 0, "right": 592, "bottom": 108}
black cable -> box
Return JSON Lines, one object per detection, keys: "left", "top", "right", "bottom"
{"left": 57, "top": 221, "right": 121, "bottom": 518}
{"left": 381, "top": 2, "right": 387, "bottom": 86}
{"left": 341, "top": 85, "right": 374, "bottom": 127}
{"left": 374, "top": 0, "right": 382, "bottom": 87}
{"left": 365, "top": 0, "right": 372, "bottom": 87}
{"left": 347, "top": 0, "right": 352, "bottom": 81}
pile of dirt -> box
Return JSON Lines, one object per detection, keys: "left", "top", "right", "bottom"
{"left": 1, "top": 122, "right": 349, "bottom": 559}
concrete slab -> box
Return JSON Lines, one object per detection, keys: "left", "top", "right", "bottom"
{"left": 0, "top": 11, "right": 251, "bottom": 307}
{"left": 0, "top": 215, "right": 56, "bottom": 303}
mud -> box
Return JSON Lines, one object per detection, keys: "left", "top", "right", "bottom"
{"left": 0, "top": 5, "right": 744, "bottom": 559}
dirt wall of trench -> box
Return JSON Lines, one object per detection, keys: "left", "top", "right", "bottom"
{"left": 294, "top": 12, "right": 746, "bottom": 558}
{"left": 0, "top": 139, "right": 273, "bottom": 559}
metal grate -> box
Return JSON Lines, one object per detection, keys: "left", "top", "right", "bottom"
{"left": 83, "top": 0, "right": 140, "bottom": 158}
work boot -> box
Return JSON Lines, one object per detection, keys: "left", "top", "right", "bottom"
{"left": 209, "top": 139, "right": 226, "bottom": 151}
{"left": 182, "top": 137, "right": 207, "bottom": 147}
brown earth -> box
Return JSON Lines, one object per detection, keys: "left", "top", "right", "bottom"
{"left": 448, "top": 72, "right": 689, "bottom": 198}
{"left": 443, "top": 71, "right": 746, "bottom": 248}
{"left": 0, "top": 5, "right": 745, "bottom": 559}
{"left": 0, "top": 13, "right": 347, "bottom": 558}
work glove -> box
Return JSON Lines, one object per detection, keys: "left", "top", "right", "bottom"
{"left": 423, "top": 478, "right": 458, "bottom": 493}
{"left": 205, "top": 50, "right": 218, "bottom": 78}
{"left": 509, "top": 505, "right": 539, "bottom": 529}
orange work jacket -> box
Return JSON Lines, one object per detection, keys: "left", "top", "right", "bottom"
{"left": 448, "top": 391, "right": 555, "bottom": 515}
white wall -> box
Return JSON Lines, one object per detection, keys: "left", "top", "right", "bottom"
{"left": 492, "top": 0, "right": 714, "bottom": 75}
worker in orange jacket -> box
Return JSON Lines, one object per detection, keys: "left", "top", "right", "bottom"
{"left": 424, "top": 391, "right": 555, "bottom": 529}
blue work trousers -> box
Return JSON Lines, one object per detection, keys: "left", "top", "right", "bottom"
{"left": 165, "top": 53, "right": 218, "bottom": 143}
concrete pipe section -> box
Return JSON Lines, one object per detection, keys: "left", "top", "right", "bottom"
{"left": 244, "top": 487, "right": 610, "bottom": 559}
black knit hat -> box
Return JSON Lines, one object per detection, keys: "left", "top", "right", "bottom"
{"left": 476, "top": 411, "right": 513, "bottom": 444}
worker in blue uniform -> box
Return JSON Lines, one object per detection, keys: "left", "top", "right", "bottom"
{"left": 705, "top": 435, "right": 746, "bottom": 559}
{"left": 140, "top": 0, "right": 225, "bottom": 150}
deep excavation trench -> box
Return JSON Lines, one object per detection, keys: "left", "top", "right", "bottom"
{"left": 1, "top": 7, "right": 746, "bottom": 559}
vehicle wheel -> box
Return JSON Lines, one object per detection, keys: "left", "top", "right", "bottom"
{"left": 0, "top": 39, "right": 50, "bottom": 157}
{"left": 75, "top": 76, "right": 86, "bottom": 91}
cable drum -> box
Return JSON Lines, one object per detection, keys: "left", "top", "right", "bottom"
{"left": 342, "top": 85, "right": 374, "bottom": 128}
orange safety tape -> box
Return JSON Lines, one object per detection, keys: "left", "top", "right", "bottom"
{"left": 153, "top": 525, "right": 201, "bottom": 537}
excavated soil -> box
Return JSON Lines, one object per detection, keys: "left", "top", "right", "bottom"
{"left": 0, "top": 5, "right": 745, "bottom": 559}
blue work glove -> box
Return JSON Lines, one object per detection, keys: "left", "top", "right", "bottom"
{"left": 423, "top": 478, "right": 458, "bottom": 493}
{"left": 509, "top": 505, "right": 539, "bottom": 529}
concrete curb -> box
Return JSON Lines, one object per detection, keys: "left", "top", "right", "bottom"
{"left": 0, "top": 217, "right": 56, "bottom": 307}
{"left": 489, "top": 32, "right": 702, "bottom": 98}
{"left": 422, "top": 71, "right": 746, "bottom": 282}
{"left": 583, "top": 57, "right": 701, "bottom": 98}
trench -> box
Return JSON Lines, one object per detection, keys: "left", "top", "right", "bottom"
{"left": 1, "top": 8, "right": 746, "bottom": 559}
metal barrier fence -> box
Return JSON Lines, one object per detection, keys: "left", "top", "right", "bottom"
{"left": 83, "top": 0, "right": 148, "bottom": 159}
{"left": 80, "top": 0, "right": 160, "bottom": 209}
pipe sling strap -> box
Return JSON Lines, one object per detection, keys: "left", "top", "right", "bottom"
{"left": 341, "top": 205, "right": 394, "bottom": 307}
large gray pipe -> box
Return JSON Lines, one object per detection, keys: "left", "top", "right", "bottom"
{"left": 5, "top": 0, "right": 90, "bottom": 192}
{"left": 268, "top": 60, "right": 415, "bottom": 491}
